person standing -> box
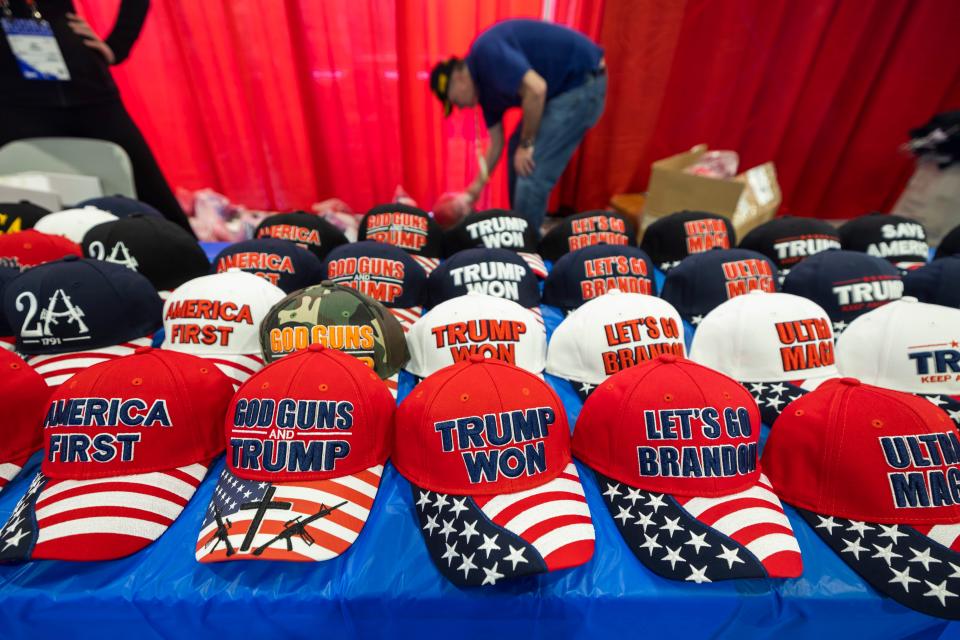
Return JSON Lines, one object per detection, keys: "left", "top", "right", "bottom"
{"left": 430, "top": 19, "right": 606, "bottom": 228}
{"left": 0, "top": 0, "right": 192, "bottom": 233}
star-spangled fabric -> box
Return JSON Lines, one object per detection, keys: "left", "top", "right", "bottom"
{"left": 195, "top": 465, "right": 382, "bottom": 562}
{"left": 743, "top": 381, "right": 809, "bottom": 425}
{"left": 796, "top": 508, "right": 960, "bottom": 619}
{"left": 0, "top": 464, "right": 207, "bottom": 562}
{"left": 411, "top": 463, "right": 594, "bottom": 586}
{"left": 596, "top": 471, "right": 803, "bottom": 581}
{"left": 24, "top": 336, "right": 153, "bottom": 387}
{"left": 917, "top": 393, "right": 960, "bottom": 430}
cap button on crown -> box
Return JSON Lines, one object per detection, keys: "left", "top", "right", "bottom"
{"left": 469, "top": 354, "right": 486, "bottom": 364}
{"left": 308, "top": 343, "right": 324, "bottom": 352}
{"left": 658, "top": 354, "right": 677, "bottom": 364}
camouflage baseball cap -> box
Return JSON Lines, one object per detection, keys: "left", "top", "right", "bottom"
{"left": 259, "top": 281, "right": 409, "bottom": 378}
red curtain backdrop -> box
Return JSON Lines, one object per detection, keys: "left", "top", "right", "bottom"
{"left": 75, "top": 0, "right": 960, "bottom": 219}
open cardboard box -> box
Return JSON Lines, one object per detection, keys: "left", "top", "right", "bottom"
{"left": 641, "top": 144, "right": 782, "bottom": 241}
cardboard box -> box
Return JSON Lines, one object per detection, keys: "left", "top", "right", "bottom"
{"left": 642, "top": 144, "right": 781, "bottom": 241}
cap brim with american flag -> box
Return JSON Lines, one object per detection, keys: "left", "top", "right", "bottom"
{"left": 594, "top": 470, "right": 803, "bottom": 582}
{"left": 0, "top": 463, "right": 210, "bottom": 562}
{"left": 411, "top": 462, "right": 595, "bottom": 586}
{"left": 0, "top": 451, "right": 32, "bottom": 495}
{"left": 195, "top": 464, "right": 383, "bottom": 563}
{"left": 24, "top": 336, "right": 154, "bottom": 388}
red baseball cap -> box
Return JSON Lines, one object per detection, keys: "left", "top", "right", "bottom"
{"left": 394, "top": 357, "right": 594, "bottom": 586}
{"left": 573, "top": 355, "right": 803, "bottom": 582}
{"left": 196, "top": 344, "right": 395, "bottom": 563}
{"left": 763, "top": 378, "right": 960, "bottom": 618}
{"left": 0, "top": 351, "right": 50, "bottom": 493}
{"left": 0, "top": 230, "right": 82, "bottom": 269}
{"left": 0, "top": 347, "right": 233, "bottom": 562}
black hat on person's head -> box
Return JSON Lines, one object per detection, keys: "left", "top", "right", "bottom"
{"left": 429, "top": 57, "right": 461, "bottom": 117}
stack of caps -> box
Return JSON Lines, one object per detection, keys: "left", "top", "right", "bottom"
{"left": 444, "top": 209, "right": 547, "bottom": 277}
{"left": 0, "top": 201, "right": 51, "bottom": 234}
{"left": 213, "top": 238, "right": 324, "bottom": 294}
{"left": 359, "top": 203, "right": 443, "bottom": 271}
{"left": 33, "top": 206, "right": 117, "bottom": 244}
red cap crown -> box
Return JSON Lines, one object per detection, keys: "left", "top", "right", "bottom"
{"left": 226, "top": 344, "right": 395, "bottom": 482}
{"left": 0, "top": 230, "right": 82, "bottom": 268}
{"left": 764, "top": 378, "right": 960, "bottom": 524}
{"left": 573, "top": 355, "right": 761, "bottom": 497}
{"left": 394, "top": 357, "right": 571, "bottom": 495}
{"left": 41, "top": 348, "right": 234, "bottom": 479}
{"left": 1, "top": 350, "right": 50, "bottom": 461}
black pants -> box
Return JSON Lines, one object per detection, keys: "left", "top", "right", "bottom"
{"left": 0, "top": 99, "right": 192, "bottom": 234}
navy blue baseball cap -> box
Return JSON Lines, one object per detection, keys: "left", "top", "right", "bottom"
{"left": 660, "top": 248, "right": 780, "bottom": 328}
{"left": 322, "top": 241, "right": 428, "bottom": 330}
{"left": 77, "top": 195, "right": 163, "bottom": 218}
{"left": 427, "top": 248, "right": 540, "bottom": 308}
{"left": 360, "top": 203, "right": 443, "bottom": 258}
{"left": 902, "top": 256, "right": 960, "bottom": 309}
{"left": 3, "top": 257, "right": 163, "bottom": 385}
{"left": 254, "top": 211, "right": 349, "bottom": 261}
{"left": 212, "top": 238, "right": 323, "bottom": 294}
{"left": 543, "top": 244, "right": 656, "bottom": 311}
{"left": 738, "top": 215, "right": 841, "bottom": 272}
{"left": 782, "top": 249, "right": 903, "bottom": 333}
{"left": 0, "top": 266, "right": 19, "bottom": 338}
{"left": 934, "top": 223, "right": 960, "bottom": 261}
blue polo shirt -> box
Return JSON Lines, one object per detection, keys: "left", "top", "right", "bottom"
{"left": 465, "top": 19, "right": 604, "bottom": 128}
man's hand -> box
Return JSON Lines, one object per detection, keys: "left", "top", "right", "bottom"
{"left": 514, "top": 145, "right": 535, "bottom": 177}
{"left": 67, "top": 13, "right": 115, "bottom": 64}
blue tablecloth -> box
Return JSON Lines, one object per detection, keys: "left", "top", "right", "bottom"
{"left": 0, "top": 246, "right": 957, "bottom": 639}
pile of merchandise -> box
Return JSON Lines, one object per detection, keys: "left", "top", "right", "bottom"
{"left": 0, "top": 197, "right": 957, "bottom": 621}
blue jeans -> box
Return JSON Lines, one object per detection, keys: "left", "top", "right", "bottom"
{"left": 508, "top": 72, "right": 607, "bottom": 229}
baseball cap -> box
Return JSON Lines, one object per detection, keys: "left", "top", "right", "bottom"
{"left": 427, "top": 248, "right": 541, "bottom": 308}
{"left": 259, "top": 281, "right": 409, "bottom": 396}
{"left": 902, "top": 256, "right": 960, "bottom": 309}
{"left": 574, "top": 355, "right": 803, "bottom": 581}
{"left": 429, "top": 58, "right": 459, "bottom": 117}
{"left": 444, "top": 209, "right": 547, "bottom": 277}
{"left": 782, "top": 249, "right": 903, "bottom": 333}
{"left": 77, "top": 195, "right": 163, "bottom": 218}
{"left": 0, "top": 348, "right": 234, "bottom": 562}
{"left": 3, "top": 256, "right": 164, "bottom": 387}
{"left": 838, "top": 213, "right": 929, "bottom": 269}
{"left": 405, "top": 292, "right": 546, "bottom": 378}
{"left": 0, "top": 266, "right": 20, "bottom": 351}
{"left": 81, "top": 214, "right": 209, "bottom": 297}
{"left": 836, "top": 297, "right": 960, "bottom": 397}
{"left": 254, "top": 211, "right": 349, "bottom": 261}
{"left": 212, "top": 238, "right": 323, "bottom": 294}
{"left": 539, "top": 210, "right": 636, "bottom": 263}
{"left": 195, "top": 344, "right": 394, "bottom": 562}
{"left": 359, "top": 203, "right": 443, "bottom": 261}
{"left": 0, "top": 229, "right": 82, "bottom": 269}
{"left": 322, "top": 241, "right": 428, "bottom": 331}
{"left": 33, "top": 206, "right": 118, "bottom": 244}
{"left": 543, "top": 244, "right": 655, "bottom": 311}
{"left": 0, "top": 351, "right": 50, "bottom": 493}
{"left": 640, "top": 210, "right": 736, "bottom": 271}
{"left": 763, "top": 379, "right": 960, "bottom": 619}
{"left": 690, "top": 291, "right": 838, "bottom": 424}
{"left": 933, "top": 223, "right": 960, "bottom": 261}
{"left": 738, "top": 216, "right": 841, "bottom": 273}
{"left": 660, "top": 249, "right": 780, "bottom": 328}
{"left": 546, "top": 290, "right": 685, "bottom": 401}
{"left": 161, "top": 270, "right": 286, "bottom": 389}
{"left": 0, "top": 201, "right": 51, "bottom": 234}
{"left": 393, "top": 357, "right": 594, "bottom": 586}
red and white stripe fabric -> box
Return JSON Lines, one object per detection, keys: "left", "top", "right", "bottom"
{"left": 471, "top": 462, "right": 594, "bottom": 569}
{"left": 193, "top": 353, "right": 265, "bottom": 390}
{"left": 411, "top": 256, "right": 440, "bottom": 275}
{"left": 195, "top": 465, "right": 382, "bottom": 562}
{"left": 388, "top": 306, "right": 423, "bottom": 334}
{"left": 24, "top": 463, "right": 207, "bottom": 561}
{"left": 914, "top": 523, "right": 960, "bottom": 551}
{"left": 0, "top": 336, "right": 15, "bottom": 353}
{"left": 24, "top": 336, "right": 154, "bottom": 387}
{"left": 518, "top": 252, "right": 548, "bottom": 279}
{"left": 384, "top": 373, "right": 399, "bottom": 399}
{"left": 674, "top": 473, "right": 803, "bottom": 576}
{"left": 0, "top": 457, "right": 27, "bottom": 492}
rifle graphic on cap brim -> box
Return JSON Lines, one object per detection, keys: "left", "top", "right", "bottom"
{"left": 206, "top": 505, "right": 235, "bottom": 557}
{"left": 252, "top": 501, "right": 348, "bottom": 556}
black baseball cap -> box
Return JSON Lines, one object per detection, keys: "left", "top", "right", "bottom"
{"left": 429, "top": 57, "right": 460, "bottom": 117}
{"left": 738, "top": 215, "right": 841, "bottom": 272}
{"left": 78, "top": 195, "right": 163, "bottom": 219}
{"left": 359, "top": 203, "right": 443, "bottom": 258}
{"left": 543, "top": 244, "right": 656, "bottom": 310}
{"left": 212, "top": 238, "right": 324, "bottom": 294}
{"left": 934, "top": 222, "right": 960, "bottom": 260}
{"left": 81, "top": 214, "right": 210, "bottom": 294}
{"left": 0, "top": 201, "right": 50, "bottom": 234}
{"left": 427, "top": 247, "right": 541, "bottom": 308}
{"left": 640, "top": 210, "right": 735, "bottom": 271}
{"left": 444, "top": 208, "right": 540, "bottom": 257}
{"left": 539, "top": 210, "right": 636, "bottom": 263}
{"left": 254, "top": 211, "right": 349, "bottom": 261}
{"left": 838, "top": 212, "right": 929, "bottom": 268}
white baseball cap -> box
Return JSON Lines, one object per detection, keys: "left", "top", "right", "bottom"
{"left": 33, "top": 206, "right": 118, "bottom": 244}
{"left": 689, "top": 290, "right": 839, "bottom": 422}
{"left": 405, "top": 291, "right": 546, "bottom": 378}
{"left": 161, "top": 269, "right": 285, "bottom": 388}
{"left": 836, "top": 296, "right": 960, "bottom": 396}
{"left": 545, "top": 289, "right": 685, "bottom": 399}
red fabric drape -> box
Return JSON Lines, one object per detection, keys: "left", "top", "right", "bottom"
{"left": 75, "top": 1, "right": 959, "bottom": 219}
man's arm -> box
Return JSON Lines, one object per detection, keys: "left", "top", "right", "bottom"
{"left": 514, "top": 69, "right": 547, "bottom": 177}
{"left": 466, "top": 122, "right": 504, "bottom": 202}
